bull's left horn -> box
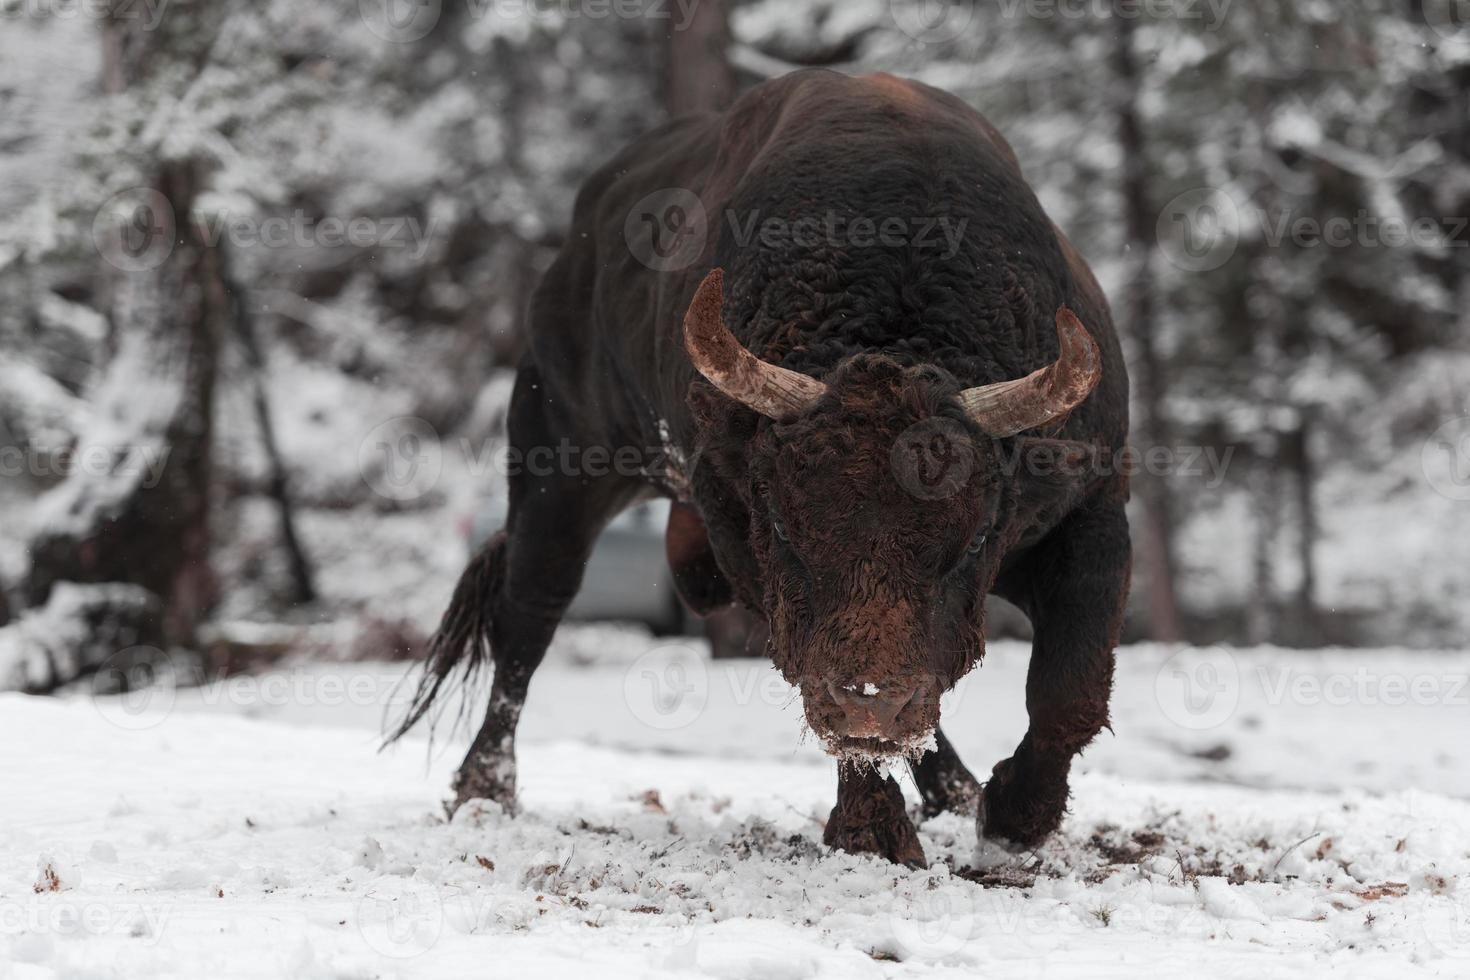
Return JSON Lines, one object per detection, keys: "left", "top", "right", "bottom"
{"left": 683, "top": 267, "right": 827, "bottom": 420}
{"left": 957, "top": 307, "right": 1101, "bottom": 437}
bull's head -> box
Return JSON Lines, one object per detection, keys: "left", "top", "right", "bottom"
{"left": 684, "top": 268, "right": 1103, "bottom": 759}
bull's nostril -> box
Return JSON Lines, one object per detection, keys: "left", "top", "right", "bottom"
{"left": 827, "top": 679, "right": 870, "bottom": 704}
{"left": 824, "top": 679, "right": 922, "bottom": 737}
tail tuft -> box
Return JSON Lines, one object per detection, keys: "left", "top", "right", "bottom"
{"left": 385, "top": 530, "right": 507, "bottom": 745}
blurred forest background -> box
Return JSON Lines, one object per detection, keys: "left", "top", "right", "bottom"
{"left": 2, "top": 0, "right": 1468, "bottom": 692}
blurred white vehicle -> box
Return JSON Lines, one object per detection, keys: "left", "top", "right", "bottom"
{"left": 466, "top": 496, "right": 693, "bottom": 636}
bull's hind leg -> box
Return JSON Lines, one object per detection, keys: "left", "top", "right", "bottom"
{"left": 824, "top": 764, "right": 926, "bottom": 867}
{"left": 982, "top": 500, "right": 1130, "bottom": 847}
{"left": 402, "top": 363, "right": 641, "bottom": 813}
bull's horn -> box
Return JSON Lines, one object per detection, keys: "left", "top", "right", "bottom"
{"left": 957, "top": 307, "right": 1101, "bottom": 437}
{"left": 683, "top": 267, "right": 827, "bottom": 420}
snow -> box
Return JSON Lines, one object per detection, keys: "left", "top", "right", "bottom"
{"left": 4, "top": 631, "right": 1470, "bottom": 978}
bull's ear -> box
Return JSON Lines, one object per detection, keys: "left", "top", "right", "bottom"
{"left": 665, "top": 500, "right": 733, "bottom": 616}
{"left": 1007, "top": 438, "right": 1104, "bottom": 524}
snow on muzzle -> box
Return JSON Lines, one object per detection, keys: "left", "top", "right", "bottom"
{"left": 801, "top": 672, "right": 942, "bottom": 758}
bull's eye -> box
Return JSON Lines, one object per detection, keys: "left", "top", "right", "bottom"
{"left": 771, "top": 516, "right": 789, "bottom": 543}
{"left": 967, "top": 530, "right": 988, "bottom": 556}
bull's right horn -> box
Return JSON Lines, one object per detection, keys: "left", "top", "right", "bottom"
{"left": 683, "top": 268, "right": 828, "bottom": 420}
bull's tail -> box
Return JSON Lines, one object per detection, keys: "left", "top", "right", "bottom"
{"left": 385, "top": 530, "right": 508, "bottom": 745}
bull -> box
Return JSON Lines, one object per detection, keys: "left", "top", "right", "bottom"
{"left": 389, "top": 69, "right": 1131, "bottom": 866}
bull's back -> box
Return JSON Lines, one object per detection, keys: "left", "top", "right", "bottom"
{"left": 535, "top": 70, "right": 1125, "bottom": 452}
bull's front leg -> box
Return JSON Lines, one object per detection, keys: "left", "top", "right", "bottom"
{"left": 824, "top": 764, "right": 926, "bottom": 867}
{"left": 983, "top": 499, "right": 1130, "bottom": 848}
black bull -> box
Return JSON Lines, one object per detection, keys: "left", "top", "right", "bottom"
{"left": 390, "top": 69, "right": 1132, "bottom": 866}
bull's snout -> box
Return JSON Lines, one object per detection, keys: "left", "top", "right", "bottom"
{"left": 822, "top": 679, "right": 923, "bottom": 740}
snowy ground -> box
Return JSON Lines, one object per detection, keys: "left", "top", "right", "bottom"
{"left": 4, "top": 630, "right": 1470, "bottom": 978}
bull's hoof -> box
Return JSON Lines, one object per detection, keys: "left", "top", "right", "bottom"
{"left": 824, "top": 773, "right": 927, "bottom": 867}
{"left": 918, "top": 770, "right": 982, "bottom": 820}
{"left": 450, "top": 758, "right": 518, "bottom": 817}
{"left": 911, "top": 729, "right": 983, "bottom": 820}
{"left": 977, "top": 756, "right": 1068, "bottom": 849}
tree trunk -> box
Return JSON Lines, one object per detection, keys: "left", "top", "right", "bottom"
{"left": 1246, "top": 430, "right": 1280, "bottom": 647}
{"left": 666, "top": 0, "right": 733, "bottom": 116}
{"left": 1112, "top": 15, "right": 1184, "bottom": 643}
{"left": 222, "top": 244, "right": 317, "bottom": 606}
{"left": 24, "top": 158, "right": 223, "bottom": 649}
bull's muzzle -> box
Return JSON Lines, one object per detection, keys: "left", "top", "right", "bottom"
{"left": 824, "top": 679, "right": 920, "bottom": 738}
{"left": 805, "top": 675, "right": 938, "bottom": 751}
